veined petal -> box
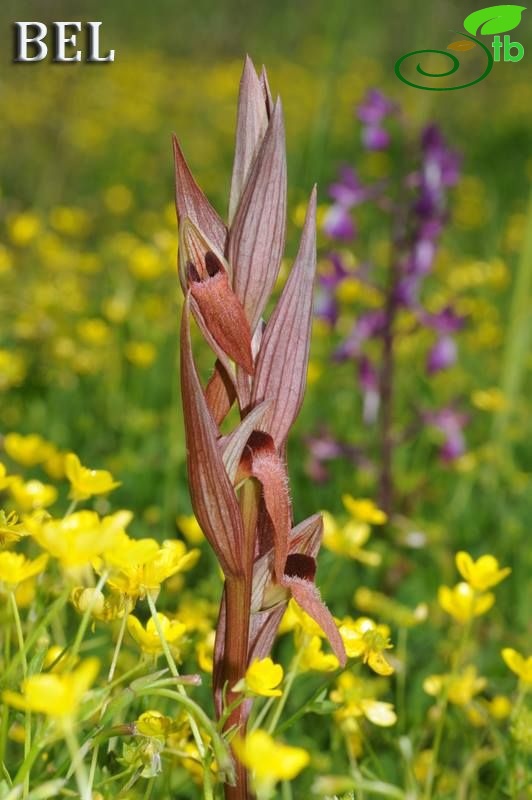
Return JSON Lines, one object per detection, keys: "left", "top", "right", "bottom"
{"left": 180, "top": 296, "right": 245, "bottom": 577}
{"left": 219, "top": 401, "right": 272, "bottom": 483}
{"left": 182, "top": 220, "right": 254, "bottom": 374}
{"left": 289, "top": 513, "right": 323, "bottom": 558}
{"left": 229, "top": 56, "right": 270, "bottom": 224}
{"left": 205, "top": 361, "right": 236, "bottom": 425}
{"left": 251, "top": 188, "right": 317, "bottom": 447}
{"left": 228, "top": 99, "right": 287, "bottom": 333}
{"left": 173, "top": 135, "right": 226, "bottom": 255}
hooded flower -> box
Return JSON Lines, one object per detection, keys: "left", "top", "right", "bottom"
{"left": 174, "top": 60, "right": 344, "bottom": 797}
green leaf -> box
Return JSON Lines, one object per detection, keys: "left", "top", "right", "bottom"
{"left": 464, "top": 5, "right": 526, "bottom": 36}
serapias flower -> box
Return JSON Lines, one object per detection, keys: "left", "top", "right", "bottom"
{"left": 3, "top": 658, "right": 99, "bottom": 717}
{"left": 501, "top": 648, "right": 532, "bottom": 685}
{"left": 174, "top": 58, "right": 344, "bottom": 795}
{"left": 127, "top": 613, "right": 186, "bottom": 655}
{"left": 455, "top": 551, "right": 511, "bottom": 591}
{"left": 339, "top": 617, "right": 394, "bottom": 676}
{"left": 0, "top": 551, "right": 48, "bottom": 588}
{"left": 233, "top": 730, "right": 310, "bottom": 792}
{"left": 65, "top": 452, "right": 120, "bottom": 501}
{"left": 438, "top": 582, "right": 494, "bottom": 623}
{"left": 235, "top": 657, "right": 284, "bottom": 697}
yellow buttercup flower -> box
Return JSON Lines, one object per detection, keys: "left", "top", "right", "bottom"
{"left": 0, "top": 551, "right": 48, "bottom": 588}
{"left": 3, "top": 433, "right": 53, "bottom": 467}
{"left": 501, "top": 648, "right": 532, "bottom": 684}
{"left": 331, "top": 672, "right": 397, "bottom": 727}
{"left": 0, "top": 463, "right": 11, "bottom": 490}
{"left": 127, "top": 613, "right": 186, "bottom": 655}
{"left": 9, "top": 477, "right": 58, "bottom": 511}
{"left": 299, "top": 635, "right": 340, "bottom": 673}
{"left": 0, "top": 510, "right": 26, "bottom": 547}
{"left": 322, "top": 511, "right": 381, "bottom": 566}
{"left": 438, "top": 583, "right": 494, "bottom": 624}
{"left": 339, "top": 617, "right": 394, "bottom": 676}
{"left": 423, "top": 665, "right": 487, "bottom": 706}
{"left": 240, "top": 657, "right": 283, "bottom": 697}
{"left": 136, "top": 710, "right": 174, "bottom": 740}
{"left": 124, "top": 341, "right": 156, "bottom": 368}
{"left": 342, "top": 495, "right": 387, "bottom": 525}
{"left": 234, "top": 730, "right": 309, "bottom": 792}
{"left": 65, "top": 452, "right": 120, "bottom": 501}
{"left": 176, "top": 514, "right": 204, "bottom": 545}
{"left": 486, "top": 695, "right": 512, "bottom": 720}
{"left": 471, "top": 388, "right": 507, "bottom": 412}
{"left": 104, "top": 534, "right": 199, "bottom": 599}
{"left": 28, "top": 510, "right": 127, "bottom": 568}
{"left": 455, "top": 551, "right": 511, "bottom": 591}
{"left": 7, "top": 212, "right": 41, "bottom": 246}
{"left": 196, "top": 630, "right": 215, "bottom": 673}
{"left": 3, "top": 658, "right": 99, "bottom": 717}
{"left": 71, "top": 586, "right": 129, "bottom": 622}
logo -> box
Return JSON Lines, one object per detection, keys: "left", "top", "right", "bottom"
{"left": 395, "top": 4, "right": 526, "bottom": 90}
{"left": 13, "top": 22, "right": 115, "bottom": 63}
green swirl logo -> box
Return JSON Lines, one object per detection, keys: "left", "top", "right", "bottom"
{"left": 395, "top": 5, "right": 526, "bottom": 91}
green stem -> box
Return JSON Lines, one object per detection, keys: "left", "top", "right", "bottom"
{"left": 63, "top": 722, "right": 90, "bottom": 800}
{"left": 2, "top": 588, "right": 71, "bottom": 685}
{"left": 64, "top": 499, "right": 78, "bottom": 517}
{"left": 423, "top": 618, "right": 472, "bottom": 800}
{"left": 138, "top": 688, "right": 232, "bottom": 789}
{"left": 9, "top": 592, "right": 31, "bottom": 800}
{"left": 266, "top": 638, "right": 307, "bottom": 735}
{"left": 145, "top": 593, "right": 214, "bottom": 800}
{"left": 492, "top": 187, "right": 532, "bottom": 455}
{"left": 87, "top": 612, "right": 129, "bottom": 795}
{"left": 70, "top": 570, "right": 109, "bottom": 662}
{"left": 396, "top": 627, "right": 408, "bottom": 733}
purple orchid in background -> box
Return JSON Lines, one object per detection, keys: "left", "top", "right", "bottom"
{"left": 310, "top": 88, "right": 466, "bottom": 512}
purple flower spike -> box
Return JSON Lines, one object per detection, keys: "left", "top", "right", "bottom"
{"left": 329, "top": 166, "right": 368, "bottom": 207}
{"left": 425, "top": 407, "right": 468, "bottom": 462}
{"left": 421, "top": 306, "right": 465, "bottom": 335}
{"left": 362, "top": 125, "right": 391, "bottom": 151}
{"left": 357, "top": 89, "right": 395, "bottom": 125}
{"left": 427, "top": 336, "right": 457, "bottom": 374}
{"left": 323, "top": 203, "right": 356, "bottom": 241}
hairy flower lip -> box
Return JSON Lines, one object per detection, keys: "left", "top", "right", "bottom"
{"left": 236, "top": 430, "right": 291, "bottom": 582}
{"left": 180, "top": 218, "right": 254, "bottom": 375}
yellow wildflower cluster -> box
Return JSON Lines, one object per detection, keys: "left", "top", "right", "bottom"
{"left": 322, "top": 494, "right": 385, "bottom": 565}
{"left": 438, "top": 551, "right": 510, "bottom": 624}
